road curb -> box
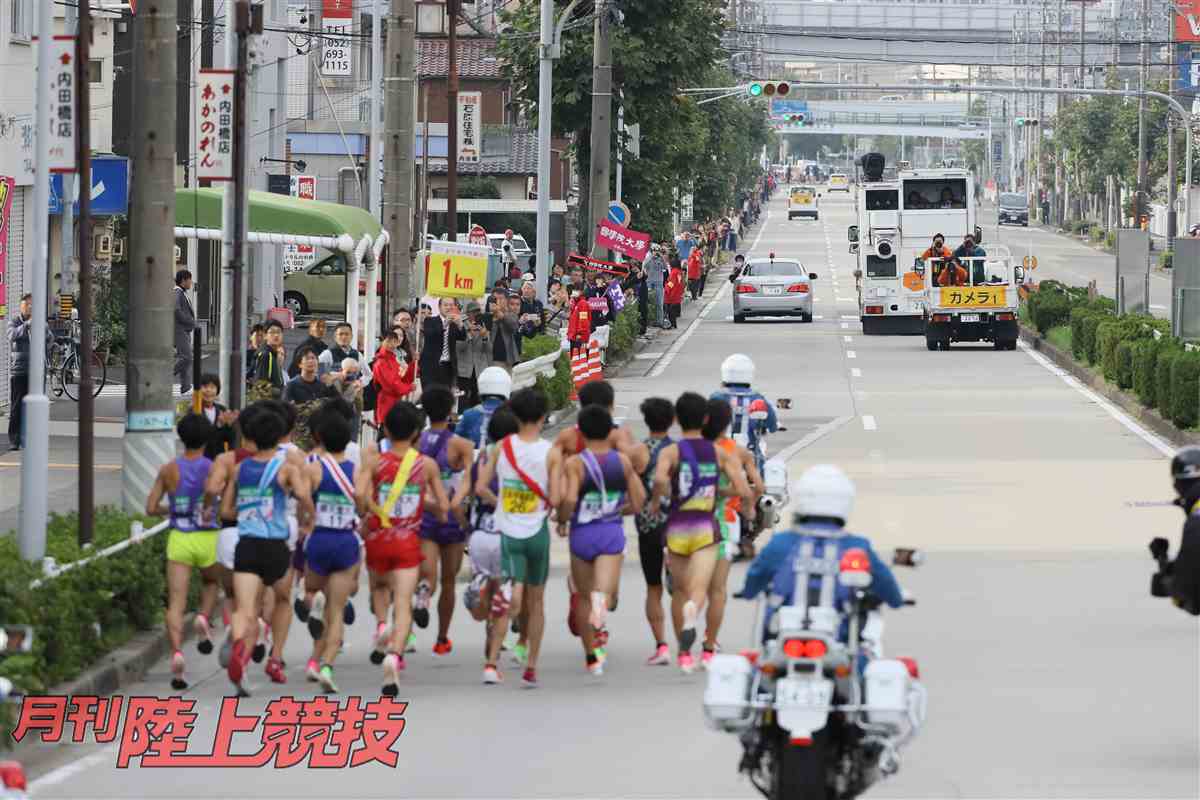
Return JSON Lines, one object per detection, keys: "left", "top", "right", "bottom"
{"left": 1019, "top": 324, "right": 1200, "bottom": 448}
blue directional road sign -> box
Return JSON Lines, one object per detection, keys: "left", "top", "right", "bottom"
{"left": 769, "top": 98, "right": 809, "bottom": 118}
{"left": 49, "top": 156, "right": 130, "bottom": 216}
{"left": 607, "top": 201, "right": 631, "bottom": 227}
{"left": 1178, "top": 46, "right": 1200, "bottom": 96}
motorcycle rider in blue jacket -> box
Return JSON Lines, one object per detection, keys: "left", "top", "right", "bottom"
{"left": 734, "top": 464, "right": 904, "bottom": 644}
{"left": 454, "top": 366, "right": 511, "bottom": 449}
{"left": 710, "top": 354, "right": 777, "bottom": 472}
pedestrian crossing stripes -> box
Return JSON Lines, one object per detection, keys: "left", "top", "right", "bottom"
{"left": 95, "top": 384, "right": 185, "bottom": 398}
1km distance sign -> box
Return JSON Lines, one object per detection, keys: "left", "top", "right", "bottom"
{"left": 427, "top": 240, "right": 489, "bottom": 299}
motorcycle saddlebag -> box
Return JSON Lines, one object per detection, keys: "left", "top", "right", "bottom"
{"left": 703, "top": 654, "right": 755, "bottom": 731}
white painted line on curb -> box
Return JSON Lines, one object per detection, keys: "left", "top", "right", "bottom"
{"left": 846, "top": 350, "right": 857, "bottom": 359}
{"left": 634, "top": 352, "right": 666, "bottom": 360}
{"left": 862, "top": 415, "right": 877, "bottom": 431}
{"left": 649, "top": 279, "right": 735, "bottom": 378}
{"left": 28, "top": 749, "right": 112, "bottom": 792}
{"left": 774, "top": 415, "right": 856, "bottom": 462}
{"left": 1019, "top": 341, "right": 1173, "bottom": 457}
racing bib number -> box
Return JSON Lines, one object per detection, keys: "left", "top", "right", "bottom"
{"left": 316, "top": 492, "right": 357, "bottom": 530}
{"left": 678, "top": 462, "right": 717, "bottom": 512}
{"left": 500, "top": 479, "right": 540, "bottom": 515}
{"left": 237, "top": 489, "right": 275, "bottom": 523}
{"left": 376, "top": 483, "right": 421, "bottom": 519}
{"left": 578, "top": 490, "right": 622, "bottom": 525}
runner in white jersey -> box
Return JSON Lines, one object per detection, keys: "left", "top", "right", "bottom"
{"left": 473, "top": 387, "right": 563, "bottom": 687}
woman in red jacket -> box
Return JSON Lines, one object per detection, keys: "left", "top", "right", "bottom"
{"left": 686, "top": 247, "right": 704, "bottom": 300}
{"left": 663, "top": 261, "right": 686, "bottom": 329}
{"left": 373, "top": 329, "right": 416, "bottom": 427}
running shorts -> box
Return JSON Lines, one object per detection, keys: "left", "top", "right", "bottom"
{"left": 365, "top": 534, "right": 423, "bottom": 574}
{"left": 570, "top": 522, "right": 626, "bottom": 563}
{"left": 716, "top": 514, "right": 740, "bottom": 562}
{"left": 233, "top": 537, "right": 291, "bottom": 585}
{"left": 468, "top": 529, "right": 502, "bottom": 578}
{"left": 166, "top": 529, "right": 219, "bottom": 569}
{"left": 217, "top": 527, "right": 239, "bottom": 570}
{"left": 666, "top": 519, "right": 716, "bottom": 557}
{"left": 305, "top": 531, "right": 361, "bottom": 577}
{"left": 500, "top": 523, "right": 550, "bottom": 586}
{"left": 637, "top": 524, "right": 666, "bottom": 587}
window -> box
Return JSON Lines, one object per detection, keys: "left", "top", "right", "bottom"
{"left": 10, "top": 0, "right": 32, "bottom": 42}
{"left": 88, "top": 60, "right": 102, "bottom": 84}
{"left": 902, "top": 178, "right": 967, "bottom": 210}
{"left": 746, "top": 261, "right": 803, "bottom": 277}
{"left": 866, "top": 255, "right": 897, "bottom": 279}
{"left": 865, "top": 190, "right": 898, "bottom": 211}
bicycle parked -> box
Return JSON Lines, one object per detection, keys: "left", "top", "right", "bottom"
{"left": 46, "top": 318, "right": 106, "bottom": 401}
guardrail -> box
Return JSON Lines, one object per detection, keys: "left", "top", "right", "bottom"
{"left": 511, "top": 344, "right": 568, "bottom": 390}
{"left": 29, "top": 518, "right": 170, "bottom": 589}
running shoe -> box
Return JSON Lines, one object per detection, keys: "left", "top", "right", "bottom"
{"left": 432, "top": 638, "right": 453, "bottom": 657}
{"left": 194, "top": 614, "right": 213, "bottom": 655}
{"left": 218, "top": 635, "right": 233, "bottom": 668}
{"left": 678, "top": 651, "right": 696, "bottom": 675}
{"left": 679, "top": 600, "right": 698, "bottom": 653}
{"left": 645, "top": 643, "right": 670, "bottom": 666}
{"left": 381, "top": 653, "right": 401, "bottom": 697}
{"left": 406, "top": 632, "right": 417, "bottom": 653}
{"left": 413, "top": 579, "right": 432, "bottom": 629}
{"left": 308, "top": 593, "right": 326, "bottom": 641}
{"left": 228, "top": 640, "right": 247, "bottom": 686}
{"left": 170, "top": 650, "right": 187, "bottom": 691}
{"left": 318, "top": 665, "right": 339, "bottom": 694}
{"left": 306, "top": 658, "right": 320, "bottom": 682}
{"left": 587, "top": 658, "right": 604, "bottom": 677}
{"left": 482, "top": 664, "right": 503, "bottom": 684}
{"left": 293, "top": 596, "right": 310, "bottom": 623}
{"left": 370, "top": 622, "right": 390, "bottom": 665}
{"left": 701, "top": 649, "right": 715, "bottom": 669}
{"left": 594, "top": 626, "right": 609, "bottom": 649}
{"left": 567, "top": 592, "right": 580, "bottom": 637}
{"left": 265, "top": 657, "right": 287, "bottom": 684}
{"left": 510, "top": 642, "right": 528, "bottom": 667}
{"left": 521, "top": 668, "right": 538, "bottom": 689}
{"left": 593, "top": 646, "right": 607, "bottom": 665}
{"left": 251, "top": 618, "right": 269, "bottom": 663}
{"left": 343, "top": 601, "right": 356, "bottom": 625}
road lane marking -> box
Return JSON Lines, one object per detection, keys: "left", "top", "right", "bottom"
{"left": 1019, "top": 342, "right": 1173, "bottom": 457}
{"left": 861, "top": 415, "right": 877, "bottom": 431}
{"left": 774, "top": 415, "right": 855, "bottom": 462}
{"left": 649, "top": 282, "right": 734, "bottom": 377}
{"left": 28, "top": 749, "right": 112, "bottom": 792}
{"left": 846, "top": 350, "right": 857, "bottom": 359}
{"left": 840, "top": 322, "right": 849, "bottom": 329}
{"left": 850, "top": 368, "right": 862, "bottom": 377}
{"left": 843, "top": 336, "right": 852, "bottom": 343}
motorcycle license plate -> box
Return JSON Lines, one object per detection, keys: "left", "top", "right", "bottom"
{"left": 775, "top": 677, "right": 833, "bottom": 711}
{"left": 764, "top": 286, "right": 783, "bottom": 295}
{"left": 959, "top": 313, "right": 980, "bottom": 323}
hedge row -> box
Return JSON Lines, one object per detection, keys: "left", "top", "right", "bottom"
{"left": 0, "top": 508, "right": 169, "bottom": 747}
{"left": 1028, "top": 283, "right": 1200, "bottom": 428}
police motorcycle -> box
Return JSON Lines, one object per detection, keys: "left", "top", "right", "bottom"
{"left": 717, "top": 355, "right": 790, "bottom": 540}
{"left": 702, "top": 487, "right": 925, "bottom": 799}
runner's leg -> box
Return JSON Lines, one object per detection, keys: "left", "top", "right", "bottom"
{"left": 320, "top": 569, "right": 356, "bottom": 666}
{"left": 523, "top": 584, "right": 546, "bottom": 672}
{"left": 268, "top": 572, "right": 293, "bottom": 662}
{"left": 704, "top": 558, "right": 731, "bottom": 651}
{"left": 436, "top": 542, "right": 465, "bottom": 643}
{"left": 570, "top": 556, "right": 595, "bottom": 660}
{"left": 165, "top": 560, "right": 191, "bottom": 653}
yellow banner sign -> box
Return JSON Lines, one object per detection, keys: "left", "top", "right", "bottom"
{"left": 427, "top": 241, "right": 489, "bottom": 298}
{"left": 938, "top": 286, "right": 1007, "bottom": 308}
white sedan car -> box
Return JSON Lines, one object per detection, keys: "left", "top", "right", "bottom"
{"left": 732, "top": 255, "right": 818, "bottom": 323}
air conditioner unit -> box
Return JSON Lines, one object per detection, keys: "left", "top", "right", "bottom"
{"left": 112, "top": 237, "right": 125, "bottom": 259}
{"left": 95, "top": 234, "right": 112, "bottom": 257}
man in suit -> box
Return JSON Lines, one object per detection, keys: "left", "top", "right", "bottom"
{"left": 419, "top": 298, "right": 466, "bottom": 392}
{"left": 174, "top": 270, "right": 198, "bottom": 394}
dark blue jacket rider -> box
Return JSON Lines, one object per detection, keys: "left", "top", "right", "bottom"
{"left": 734, "top": 519, "right": 903, "bottom": 643}
{"left": 710, "top": 386, "right": 777, "bottom": 463}
{"left": 455, "top": 396, "right": 506, "bottom": 449}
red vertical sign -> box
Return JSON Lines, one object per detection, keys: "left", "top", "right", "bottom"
{"left": 0, "top": 177, "right": 13, "bottom": 318}
{"left": 1178, "top": 0, "right": 1200, "bottom": 42}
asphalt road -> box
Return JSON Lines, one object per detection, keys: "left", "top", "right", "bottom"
{"left": 23, "top": 191, "right": 1199, "bottom": 799}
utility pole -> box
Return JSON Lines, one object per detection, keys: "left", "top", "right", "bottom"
{"left": 217, "top": 0, "right": 234, "bottom": 406}
{"left": 364, "top": 0, "right": 383, "bottom": 349}
{"left": 384, "top": 0, "right": 416, "bottom": 312}
{"left": 76, "top": 0, "right": 94, "bottom": 545}
{"left": 122, "top": 0, "right": 178, "bottom": 513}
{"left": 446, "top": 0, "right": 459, "bottom": 239}
{"left": 1078, "top": 0, "right": 1086, "bottom": 97}
{"left": 1055, "top": 0, "right": 1064, "bottom": 223}
{"left": 226, "top": 1, "right": 255, "bottom": 412}
{"left": 60, "top": 0, "right": 77, "bottom": 301}
{"left": 1135, "top": 0, "right": 1148, "bottom": 227}
{"left": 588, "top": 0, "right": 614, "bottom": 255}
{"left": 1168, "top": 4, "right": 1178, "bottom": 249}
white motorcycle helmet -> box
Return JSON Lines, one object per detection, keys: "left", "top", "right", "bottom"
{"left": 721, "top": 353, "right": 755, "bottom": 386}
{"left": 477, "top": 366, "right": 512, "bottom": 399}
{"left": 792, "top": 465, "right": 856, "bottom": 523}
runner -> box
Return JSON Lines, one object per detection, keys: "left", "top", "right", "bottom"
{"left": 475, "top": 387, "right": 563, "bottom": 687}
{"left": 144, "top": 413, "right": 222, "bottom": 690}
{"left": 413, "top": 386, "right": 475, "bottom": 656}
{"left": 220, "top": 403, "right": 314, "bottom": 694}
{"left": 298, "top": 410, "right": 361, "bottom": 693}
{"left": 450, "top": 406, "right": 520, "bottom": 657}
{"left": 651, "top": 392, "right": 752, "bottom": 674}
{"left": 356, "top": 401, "right": 450, "bottom": 696}
{"left": 702, "top": 398, "right": 763, "bottom": 667}
{"left": 634, "top": 397, "right": 675, "bottom": 666}
{"left": 558, "top": 405, "right": 645, "bottom": 676}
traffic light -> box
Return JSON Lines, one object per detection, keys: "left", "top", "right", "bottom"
{"left": 747, "top": 81, "right": 791, "bottom": 98}
{"left": 1015, "top": 117, "right": 1025, "bottom": 127}
{"left": 1015, "top": 118, "right": 1040, "bottom": 127}
{"left": 787, "top": 113, "right": 807, "bottom": 125}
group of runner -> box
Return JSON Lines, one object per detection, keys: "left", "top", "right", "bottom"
{"left": 147, "top": 359, "right": 767, "bottom": 693}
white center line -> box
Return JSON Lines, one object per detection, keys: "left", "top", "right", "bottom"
{"left": 850, "top": 367, "right": 862, "bottom": 377}
{"left": 843, "top": 336, "right": 852, "bottom": 343}
{"left": 840, "top": 322, "right": 849, "bottom": 329}
{"left": 861, "top": 415, "right": 877, "bottom": 431}
{"left": 846, "top": 350, "right": 857, "bottom": 359}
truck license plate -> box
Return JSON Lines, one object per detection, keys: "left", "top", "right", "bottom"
{"left": 960, "top": 313, "right": 980, "bottom": 323}
{"left": 775, "top": 678, "right": 832, "bottom": 711}
{"left": 764, "top": 286, "right": 783, "bottom": 295}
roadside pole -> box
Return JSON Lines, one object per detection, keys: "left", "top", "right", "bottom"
{"left": 76, "top": 0, "right": 94, "bottom": 545}
{"left": 121, "top": 1, "right": 178, "bottom": 514}
{"left": 364, "top": 0, "right": 383, "bottom": 350}
{"left": 218, "top": 0, "right": 235, "bottom": 406}
{"left": 383, "top": 0, "right": 415, "bottom": 312}
{"left": 60, "top": 0, "right": 76, "bottom": 301}
{"left": 447, "top": 0, "right": 459, "bottom": 239}
{"left": 18, "top": 0, "right": 54, "bottom": 561}
{"left": 587, "top": 0, "right": 613, "bottom": 256}
{"left": 1168, "top": 9, "right": 1178, "bottom": 250}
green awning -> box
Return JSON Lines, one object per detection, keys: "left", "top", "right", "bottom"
{"left": 175, "top": 188, "right": 381, "bottom": 244}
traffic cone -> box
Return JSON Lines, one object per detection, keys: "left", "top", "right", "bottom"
{"left": 569, "top": 346, "right": 586, "bottom": 401}
{"left": 587, "top": 339, "right": 603, "bottom": 384}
